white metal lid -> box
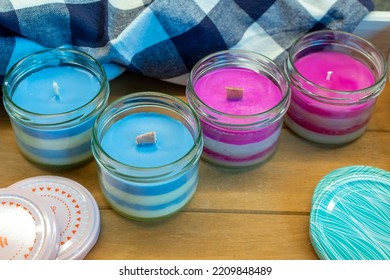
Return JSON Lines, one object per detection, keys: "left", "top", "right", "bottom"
{"left": 0, "top": 188, "right": 60, "bottom": 260}
{"left": 9, "top": 176, "right": 100, "bottom": 260}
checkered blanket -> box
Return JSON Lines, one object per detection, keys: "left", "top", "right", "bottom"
{"left": 0, "top": 0, "right": 374, "bottom": 85}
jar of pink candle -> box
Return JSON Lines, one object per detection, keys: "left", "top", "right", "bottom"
{"left": 285, "top": 30, "right": 387, "bottom": 144}
{"left": 186, "top": 50, "right": 290, "bottom": 169}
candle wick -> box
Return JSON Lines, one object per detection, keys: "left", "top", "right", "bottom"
{"left": 136, "top": 131, "right": 156, "bottom": 146}
{"left": 52, "top": 81, "right": 61, "bottom": 99}
{"left": 226, "top": 86, "right": 244, "bottom": 101}
{"left": 326, "top": 71, "right": 333, "bottom": 81}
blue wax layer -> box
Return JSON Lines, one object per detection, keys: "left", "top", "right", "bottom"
{"left": 102, "top": 178, "right": 197, "bottom": 211}
{"left": 12, "top": 66, "right": 100, "bottom": 114}
{"left": 101, "top": 112, "right": 194, "bottom": 168}
{"left": 11, "top": 116, "right": 96, "bottom": 167}
{"left": 17, "top": 116, "right": 96, "bottom": 139}
{"left": 102, "top": 164, "right": 198, "bottom": 195}
{"left": 15, "top": 135, "right": 91, "bottom": 159}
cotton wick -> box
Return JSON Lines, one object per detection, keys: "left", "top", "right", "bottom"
{"left": 226, "top": 86, "right": 244, "bottom": 101}
{"left": 326, "top": 71, "right": 333, "bottom": 81}
{"left": 136, "top": 131, "right": 156, "bottom": 146}
{"left": 52, "top": 81, "right": 61, "bottom": 99}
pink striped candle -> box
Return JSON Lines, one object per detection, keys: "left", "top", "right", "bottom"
{"left": 186, "top": 50, "right": 290, "bottom": 169}
{"left": 285, "top": 31, "right": 387, "bottom": 144}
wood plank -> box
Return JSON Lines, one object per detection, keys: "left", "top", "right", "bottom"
{"left": 85, "top": 210, "right": 317, "bottom": 260}
{"left": 2, "top": 119, "right": 390, "bottom": 214}
{"left": 190, "top": 129, "right": 390, "bottom": 213}
{"left": 368, "top": 83, "right": 390, "bottom": 131}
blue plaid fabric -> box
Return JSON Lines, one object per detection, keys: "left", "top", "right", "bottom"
{"left": 0, "top": 0, "right": 374, "bottom": 84}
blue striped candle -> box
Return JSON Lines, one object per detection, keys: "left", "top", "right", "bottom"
{"left": 92, "top": 92, "right": 203, "bottom": 221}
{"left": 3, "top": 49, "right": 109, "bottom": 168}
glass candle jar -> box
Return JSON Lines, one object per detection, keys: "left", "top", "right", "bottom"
{"left": 186, "top": 50, "right": 290, "bottom": 169}
{"left": 91, "top": 92, "right": 203, "bottom": 221}
{"left": 285, "top": 30, "right": 387, "bottom": 144}
{"left": 3, "top": 48, "right": 109, "bottom": 168}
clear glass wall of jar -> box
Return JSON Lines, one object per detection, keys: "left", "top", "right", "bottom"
{"left": 91, "top": 92, "right": 203, "bottom": 221}
{"left": 3, "top": 48, "right": 109, "bottom": 168}
{"left": 285, "top": 30, "right": 387, "bottom": 144}
{"left": 186, "top": 50, "right": 290, "bottom": 169}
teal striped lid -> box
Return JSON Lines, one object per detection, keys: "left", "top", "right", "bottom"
{"left": 310, "top": 165, "right": 390, "bottom": 260}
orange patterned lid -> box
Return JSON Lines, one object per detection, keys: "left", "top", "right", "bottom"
{"left": 0, "top": 188, "right": 59, "bottom": 260}
{"left": 9, "top": 176, "right": 100, "bottom": 260}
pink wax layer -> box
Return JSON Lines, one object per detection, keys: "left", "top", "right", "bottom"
{"left": 291, "top": 51, "right": 377, "bottom": 118}
{"left": 295, "top": 51, "right": 375, "bottom": 93}
{"left": 194, "top": 68, "right": 283, "bottom": 115}
{"left": 287, "top": 51, "right": 378, "bottom": 143}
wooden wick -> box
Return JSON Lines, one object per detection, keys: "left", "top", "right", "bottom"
{"left": 136, "top": 131, "right": 156, "bottom": 146}
{"left": 226, "top": 86, "right": 243, "bottom": 100}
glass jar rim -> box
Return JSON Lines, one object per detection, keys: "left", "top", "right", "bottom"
{"left": 92, "top": 92, "right": 203, "bottom": 179}
{"left": 2, "top": 48, "right": 108, "bottom": 125}
{"left": 287, "top": 30, "right": 387, "bottom": 97}
{"left": 187, "top": 49, "right": 291, "bottom": 120}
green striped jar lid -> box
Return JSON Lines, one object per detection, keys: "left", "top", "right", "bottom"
{"left": 310, "top": 165, "right": 390, "bottom": 260}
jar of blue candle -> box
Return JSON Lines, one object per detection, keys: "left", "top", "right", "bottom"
{"left": 3, "top": 48, "right": 109, "bottom": 168}
{"left": 91, "top": 92, "right": 203, "bottom": 221}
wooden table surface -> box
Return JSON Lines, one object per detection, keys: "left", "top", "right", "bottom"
{"left": 1, "top": 36, "right": 389, "bottom": 261}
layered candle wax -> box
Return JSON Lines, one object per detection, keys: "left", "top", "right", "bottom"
{"left": 92, "top": 93, "right": 203, "bottom": 221}
{"left": 187, "top": 50, "right": 290, "bottom": 168}
{"left": 285, "top": 31, "right": 386, "bottom": 144}
{"left": 3, "top": 49, "right": 109, "bottom": 168}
